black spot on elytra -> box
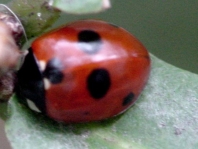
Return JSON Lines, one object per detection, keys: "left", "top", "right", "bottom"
{"left": 78, "top": 30, "right": 102, "bottom": 54}
{"left": 43, "top": 58, "right": 64, "bottom": 84}
{"left": 83, "top": 111, "right": 90, "bottom": 115}
{"left": 87, "top": 68, "right": 111, "bottom": 99}
{"left": 16, "top": 48, "right": 46, "bottom": 113}
{"left": 122, "top": 92, "right": 135, "bottom": 106}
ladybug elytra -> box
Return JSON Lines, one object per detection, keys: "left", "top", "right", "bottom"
{"left": 16, "top": 20, "right": 151, "bottom": 123}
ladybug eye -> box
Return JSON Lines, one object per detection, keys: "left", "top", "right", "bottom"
{"left": 78, "top": 30, "right": 102, "bottom": 54}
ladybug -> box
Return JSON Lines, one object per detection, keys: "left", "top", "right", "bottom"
{"left": 16, "top": 20, "right": 151, "bottom": 123}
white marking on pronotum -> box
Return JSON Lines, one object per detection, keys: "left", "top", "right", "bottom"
{"left": 44, "top": 78, "right": 51, "bottom": 90}
{"left": 39, "top": 60, "right": 47, "bottom": 71}
{"left": 26, "top": 99, "right": 41, "bottom": 113}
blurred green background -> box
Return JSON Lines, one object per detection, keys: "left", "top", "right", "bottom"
{"left": 0, "top": 1, "right": 197, "bottom": 149}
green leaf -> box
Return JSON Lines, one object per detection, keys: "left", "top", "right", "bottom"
{"left": 50, "top": 0, "right": 111, "bottom": 14}
{"left": 5, "top": 55, "right": 198, "bottom": 149}
{"left": 8, "top": 0, "right": 60, "bottom": 38}
{"left": 0, "top": 101, "right": 9, "bottom": 120}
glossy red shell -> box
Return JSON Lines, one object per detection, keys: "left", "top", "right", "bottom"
{"left": 31, "top": 20, "right": 151, "bottom": 123}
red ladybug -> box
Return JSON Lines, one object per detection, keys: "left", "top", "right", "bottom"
{"left": 17, "top": 20, "right": 151, "bottom": 123}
